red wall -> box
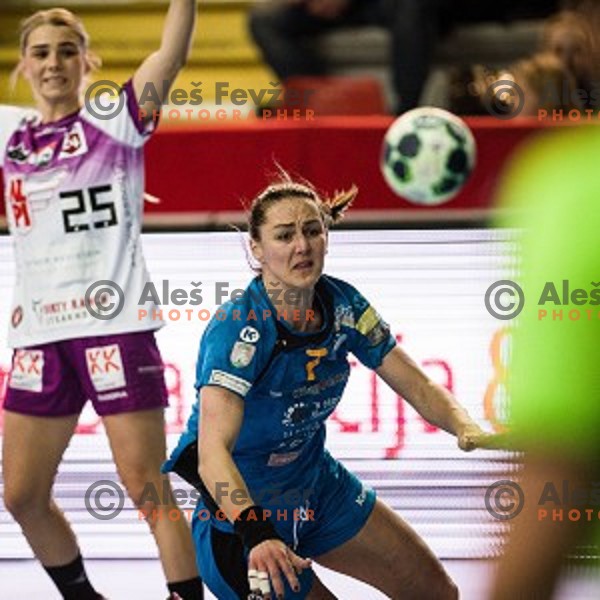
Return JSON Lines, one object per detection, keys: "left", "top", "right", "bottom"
{"left": 1, "top": 116, "right": 549, "bottom": 226}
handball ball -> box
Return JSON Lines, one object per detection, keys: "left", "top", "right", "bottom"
{"left": 381, "top": 107, "right": 476, "bottom": 206}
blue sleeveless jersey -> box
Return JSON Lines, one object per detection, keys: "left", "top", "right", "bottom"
{"left": 165, "top": 274, "right": 395, "bottom": 488}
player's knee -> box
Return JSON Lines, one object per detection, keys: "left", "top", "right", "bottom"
{"left": 118, "top": 470, "right": 161, "bottom": 509}
{"left": 4, "top": 485, "right": 50, "bottom": 521}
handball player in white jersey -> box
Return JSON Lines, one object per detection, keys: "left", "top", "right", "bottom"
{"left": 0, "top": 4, "right": 204, "bottom": 599}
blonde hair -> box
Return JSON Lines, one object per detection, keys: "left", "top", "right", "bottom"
{"left": 248, "top": 169, "right": 357, "bottom": 241}
{"left": 10, "top": 8, "right": 101, "bottom": 90}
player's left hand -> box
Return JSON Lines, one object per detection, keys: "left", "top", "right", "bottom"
{"left": 457, "top": 424, "right": 516, "bottom": 452}
{"left": 248, "top": 539, "right": 312, "bottom": 599}
{"left": 457, "top": 423, "right": 489, "bottom": 452}
{"left": 456, "top": 423, "right": 486, "bottom": 452}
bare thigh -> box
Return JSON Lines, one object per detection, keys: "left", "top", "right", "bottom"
{"left": 2, "top": 410, "right": 79, "bottom": 507}
{"left": 314, "top": 499, "right": 457, "bottom": 600}
{"left": 103, "top": 408, "right": 201, "bottom": 581}
{"left": 102, "top": 408, "right": 168, "bottom": 503}
{"left": 306, "top": 574, "right": 337, "bottom": 600}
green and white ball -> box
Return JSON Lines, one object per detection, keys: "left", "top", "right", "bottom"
{"left": 381, "top": 107, "right": 476, "bottom": 205}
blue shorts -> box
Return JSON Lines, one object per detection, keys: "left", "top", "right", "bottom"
{"left": 192, "top": 451, "right": 376, "bottom": 600}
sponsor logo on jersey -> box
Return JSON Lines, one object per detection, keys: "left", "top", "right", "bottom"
{"left": 356, "top": 305, "right": 391, "bottom": 347}
{"left": 334, "top": 304, "right": 355, "bottom": 330}
{"left": 282, "top": 402, "right": 311, "bottom": 426}
{"left": 239, "top": 325, "right": 260, "bottom": 343}
{"left": 267, "top": 451, "right": 301, "bottom": 467}
{"left": 28, "top": 141, "right": 57, "bottom": 168}
{"left": 230, "top": 341, "right": 256, "bottom": 368}
{"left": 208, "top": 369, "right": 251, "bottom": 397}
{"left": 6, "top": 143, "right": 30, "bottom": 164}
{"left": 352, "top": 293, "right": 369, "bottom": 312}
{"left": 31, "top": 297, "right": 93, "bottom": 328}
{"left": 291, "top": 371, "right": 347, "bottom": 399}
{"left": 356, "top": 306, "right": 379, "bottom": 336}
{"left": 367, "top": 321, "right": 390, "bottom": 347}
{"left": 355, "top": 485, "right": 368, "bottom": 507}
{"left": 330, "top": 332, "right": 348, "bottom": 360}
{"left": 8, "top": 177, "right": 32, "bottom": 232}
{"left": 36, "top": 124, "right": 68, "bottom": 137}
{"left": 58, "top": 121, "right": 88, "bottom": 160}
{"left": 7, "top": 139, "right": 58, "bottom": 167}
{"left": 11, "top": 306, "right": 23, "bottom": 328}
{"left": 31, "top": 299, "right": 43, "bottom": 320}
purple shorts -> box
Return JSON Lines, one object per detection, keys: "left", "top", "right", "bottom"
{"left": 4, "top": 331, "right": 169, "bottom": 417}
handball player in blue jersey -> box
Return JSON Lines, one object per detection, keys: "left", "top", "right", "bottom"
{"left": 165, "top": 174, "right": 496, "bottom": 599}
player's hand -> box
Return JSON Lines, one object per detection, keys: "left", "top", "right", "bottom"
{"left": 248, "top": 539, "right": 312, "bottom": 599}
{"left": 458, "top": 423, "right": 517, "bottom": 452}
{"left": 306, "top": 0, "right": 350, "bottom": 19}
{"left": 457, "top": 422, "right": 488, "bottom": 452}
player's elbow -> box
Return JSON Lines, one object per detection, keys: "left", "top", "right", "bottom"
{"left": 171, "top": 52, "right": 189, "bottom": 75}
{"left": 197, "top": 454, "right": 215, "bottom": 488}
{"left": 160, "top": 59, "right": 186, "bottom": 86}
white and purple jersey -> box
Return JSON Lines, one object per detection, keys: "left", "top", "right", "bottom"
{"left": 1, "top": 81, "right": 162, "bottom": 348}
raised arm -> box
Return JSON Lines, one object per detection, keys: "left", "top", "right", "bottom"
{"left": 198, "top": 386, "right": 310, "bottom": 598}
{"left": 376, "top": 345, "right": 487, "bottom": 451}
{"left": 132, "top": 0, "right": 197, "bottom": 118}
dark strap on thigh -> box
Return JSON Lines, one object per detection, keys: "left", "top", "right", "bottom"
{"left": 210, "top": 526, "right": 250, "bottom": 599}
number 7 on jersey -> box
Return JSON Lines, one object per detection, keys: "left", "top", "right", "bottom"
{"left": 305, "top": 348, "right": 328, "bottom": 382}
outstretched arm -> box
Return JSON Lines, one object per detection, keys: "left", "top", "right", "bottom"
{"left": 132, "top": 0, "right": 197, "bottom": 118}
{"left": 376, "top": 346, "right": 488, "bottom": 451}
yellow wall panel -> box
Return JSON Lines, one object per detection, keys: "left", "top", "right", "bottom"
{"left": 0, "top": 1, "right": 276, "bottom": 108}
